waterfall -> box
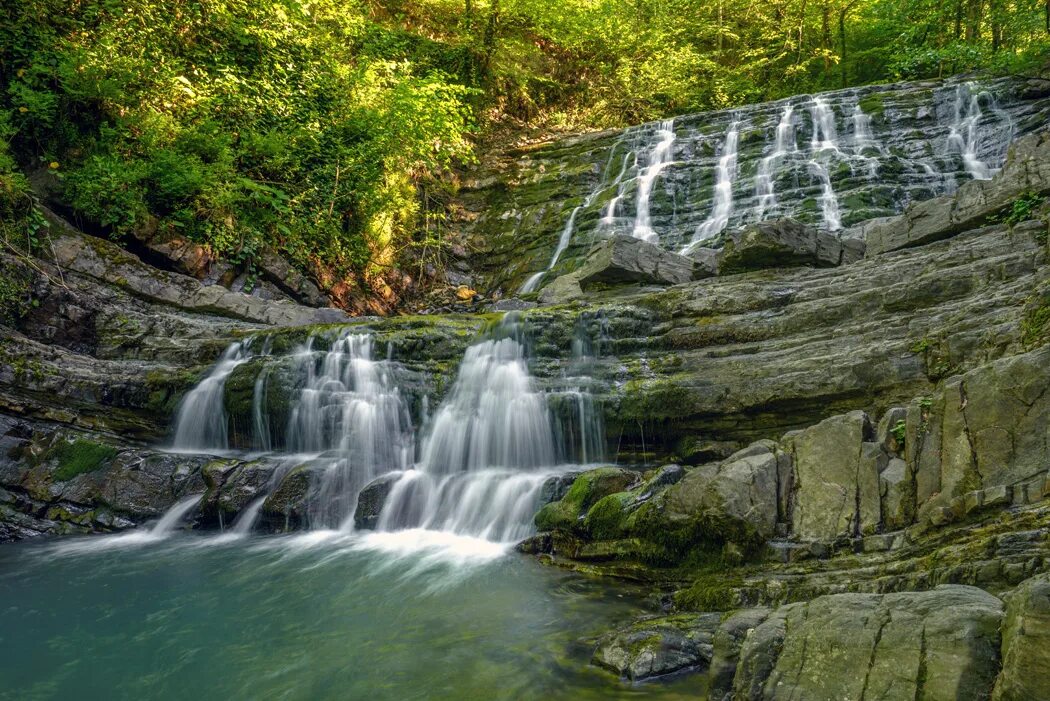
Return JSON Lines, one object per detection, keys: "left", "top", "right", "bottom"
{"left": 810, "top": 97, "right": 839, "bottom": 153}
{"left": 171, "top": 341, "right": 251, "bottom": 452}
{"left": 945, "top": 82, "right": 1013, "bottom": 181}
{"left": 375, "top": 313, "right": 598, "bottom": 542}
{"left": 599, "top": 151, "right": 636, "bottom": 227}
{"left": 809, "top": 160, "right": 842, "bottom": 231}
{"left": 284, "top": 332, "right": 415, "bottom": 527}
{"left": 521, "top": 140, "right": 633, "bottom": 293}
{"left": 684, "top": 120, "right": 740, "bottom": 250}
{"left": 632, "top": 119, "right": 676, "bottom": 243}
{"left": 851, "top": 104, "right": 876, "bottom": 150}
{"left": 417, "top": 317, "right": 555, "bottom": 473}
{"left": 754, "top": 105, "right": 796, "bottom": 221}
{"left": 520, "top": 200, "right": 586, "bottom": 294}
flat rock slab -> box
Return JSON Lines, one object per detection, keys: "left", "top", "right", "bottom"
{"left": 576, "top": 235, "right": 696, "bottom": 288}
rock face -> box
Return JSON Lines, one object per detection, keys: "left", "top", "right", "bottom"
{"left": 718, "top": 218, "right": 863, "bottom": 274}
{"left": 44, "top": 212, "right": 348, "bottom": 327}
{"left": 731, "top": 586, "right": 1004, "bottom": 701}
{"left": 994, "top": 573, "right": 1050, "bottom": 701}
{"left": 866, "top": 131, "right": 1050, "bottom": 256}
{"left": 591, "top": 613, "right": 722, "bottom": 682}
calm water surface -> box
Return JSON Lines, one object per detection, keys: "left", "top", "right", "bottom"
{"left": 0, "top": 529, "right": 706, "bottom": 700}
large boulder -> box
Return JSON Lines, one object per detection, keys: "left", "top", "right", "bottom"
{"left": 630, "top": 440, "right": 783, "bottom": 552}
{"left": 734, "top": 585, "right": 1005, "bottom": 701}
{"left": 718, "top": 218, "right": 862, "bottom": 275}
{"left": 575, "top": 234, "right": 695, "bottom": 288}
{"left": 787, "top": 411, "right": 881, "bottom": 541}
{"left": 591, "top": 613, "right": 721, "bottom": 682}
{"left": 708, "top": 608, "right": 772, "bottom": 701}
{"left": 994, "top": 573, "right": 1050, "bottom": 700}
{"left": 866, "top": 130, "right": 1050, "bottom": 256}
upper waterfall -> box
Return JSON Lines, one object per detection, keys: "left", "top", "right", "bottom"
{"left": 481, "top": 75, "right": 1041, "bottom": 292}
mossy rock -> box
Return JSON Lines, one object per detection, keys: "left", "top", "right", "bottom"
{"left": 45, "top": 437, "right": 119, "bottom": 482}
{"left": 534, "top": 467, "right": 639, "bottom": 532}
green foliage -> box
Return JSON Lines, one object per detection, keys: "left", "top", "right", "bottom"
{"left": 890, "top": 419, "right": 907, "bottom": 447}
{"left": 2, "top": 0, "right": 477, "bottom": 298}
{"left": 0, "top": 259, "right": 34, "bottom": 325}
{"left": 48, "top": 439, "right": 119, "bottom": 481}
{"left": 1000, "top": 190, "right": 1045, "bottom": 226}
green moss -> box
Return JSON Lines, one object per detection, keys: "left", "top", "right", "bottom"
{"left": 48, "top": 439, "right": 119, "bottom": 481}
{"left": 583, "top": 492, "right": 632, "bottom": 540}
{"left": 857, "top": 92, "right": 887, "bottom": 117}
{"left": 674, "top": 573, "right": 744, "bottom": 611}
{"left": 1021, "top": 293, "right": 1050, "bottom": 349}
{"left": 534, "top": 468, "right": 637, "bottom": 533}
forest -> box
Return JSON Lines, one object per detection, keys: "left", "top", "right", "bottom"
{"left": 2, "top": 0, "right": 1048, "bottom": 307}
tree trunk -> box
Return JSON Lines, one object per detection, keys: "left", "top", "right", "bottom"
{"left": 839, "top": 7, "right": 848, "bottom": 88}
{"left": 822, "top": 1, "right": 831, "bottom": 70}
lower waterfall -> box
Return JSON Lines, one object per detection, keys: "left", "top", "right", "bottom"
{"left": 161, "top": 312, "right": 603, "bottom": 548}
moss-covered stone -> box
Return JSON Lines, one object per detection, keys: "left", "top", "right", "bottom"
{"left": 534, "top": 467, "right": 639, "bottom": 532}
{"left": 46, "top": 438, "right": 119, "bottom": 482}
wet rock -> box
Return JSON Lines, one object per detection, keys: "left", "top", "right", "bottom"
{"left": 866, "top": 131, "right": 1050, "bottom": 255}
{"left": 354, "top": 473, "right": 403, "bottom": 530}
{"left": 575, "top": 235, "right": 695, "bottom": 288}
{"left": 734, "top": 586, "right": 1004, "bottom": 701}
{"left": 718, "top": 218, "right": 858, "bottom": 274}
{"left": 994, "top": 572, "right": 1050, "bottom": 700}
{"left": 261, "top": 464, "right": 315, "bottom": 532}
{"left": 591, "top": 613, "right": 721, "bottom": 681}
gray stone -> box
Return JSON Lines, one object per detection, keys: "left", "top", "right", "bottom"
{"left": 734, "top": 586, "right": 1004, "bottom": 701}
{"left": 354, "top": 473, "right": 403, "bottom": 530}
{"left": 708, "top": 608, "right": 771, "bottom": 701}
{"left": 994, "top": 573, "right": 1050, "bottom": 700}
{"left": 592, "top": 613, "right": 721, "bottom": 681}
{"left": 718, "top": 218, "right": 847, "bottom": 275}
{"left": 788, "top": 411, "right": 875, "bottom": 541}
{"left": 576, "top": 235, "right": 696, "bottom": 288}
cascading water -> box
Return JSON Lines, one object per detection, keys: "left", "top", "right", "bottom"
{"left": 375, "top": 312, "right": 600, "bottom": 541}
{"left": 946, "top": 82, "right": 1014, "bottom": 181}
{"left": 754, "top": 105, "right": 796, "bottom": 222}
{"left": 809, "top": 160, "right": 843, "bottom": 232}
{"left": 810, "top": 97, "right": 840, "bottom": 153}
{"left": 599, "top": 151, "right": 637, "bottom": 227}
{"left": 171, "top": 341, "right": 251, "bottom": 452}
{"left": 684, "top": 120, "right": 740, "bottom": 250}
{"left": 285, "top": 332, "right": 415, "bottom": 527}
{"left": 377, "top": 314, "right": 561, "bottom": 541}
{"left": 806, "top": 98, "right": 844, "bottom": 231}
{"left": 632, "top": 119, "right": 676, "bottom": 242}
